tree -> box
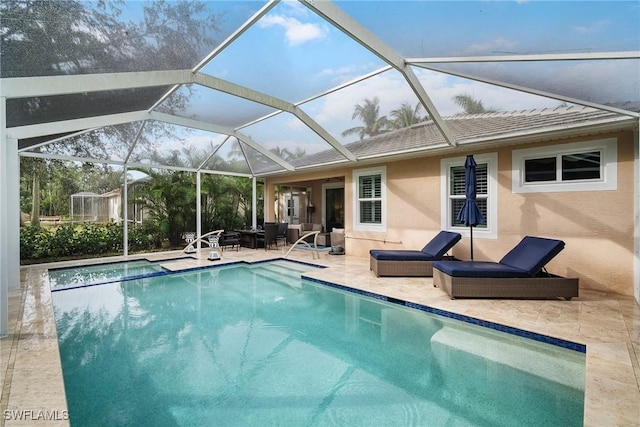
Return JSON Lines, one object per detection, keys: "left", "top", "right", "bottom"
{"left": 133, "top": 170, "right": 197, "bottom": 247}
{"left": 270, "top": 147, "right": 293, "bottom": 162}
{"left": 270, "top": 146, "right": 306, "bottom": 162}
{"left": 4, "top": 0, "right": 222, "bottom": 224}
{"left": 453, "top": 93, "right": 497, "bottom": 115}
{"left": 341, "top": 97, "right": 389, "bottom": 140}
{"left": 388, "top": 102, "right": 427, "bottom": 129}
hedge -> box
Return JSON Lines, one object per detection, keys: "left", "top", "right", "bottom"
{"left": 20, "top": 222, "right": 165, "bottom": 262}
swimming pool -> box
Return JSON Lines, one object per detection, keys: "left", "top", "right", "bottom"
{"left": 51, "top": 260, "right": 585, "bottom": 426}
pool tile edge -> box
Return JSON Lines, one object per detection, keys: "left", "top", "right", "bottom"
{"left": 2, "top": 268, "right": 70, "bottom": 427}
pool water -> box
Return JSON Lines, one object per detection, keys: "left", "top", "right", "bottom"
{"left": 49, "top": 259, "right": 179, "bottom": 289}
{"left": 51, "top": 260, "right": 585, "bottom": 426}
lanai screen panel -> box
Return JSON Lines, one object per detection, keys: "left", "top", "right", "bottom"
{"left": 154, "top": 83, "right": 280, "bottom": 130}
{"left": 7, "top": 87, "right": 169, "bottom": 128}
{"left": 199, "top": 137, "right": 253, "bottom": 176}
{"left": 26, "top": 124, "right": 139, "bottom": 164}
{"left": 417, "top": 60, "right": 640, "bottom": 112}
{"left": 411, "top": 67, "right": 571, "bottom": 117}
{"left": 128, "top": 121, "right": 233, "bottom": 170}
{"left": 239, "top": 111, "right": 349, "bottom": 168}
{"left": 338, "top": 1, "right": 638, "bottom": 58}
{"left": 300, "top": 67, "right": 426, "bottom": 145}
{"left": 241, "top": 142, "right": 289, "bottom": 176}
{"left": 339, "top": 1, "right": 640, "bottom": 114}
{"left": 199, "top": 0, "right": 388, "bottom": 104}
{"left": 0, "top": 0, "right": 263, "bottom": 78}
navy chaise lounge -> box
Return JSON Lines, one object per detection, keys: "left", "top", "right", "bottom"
{"left": 432, "top": 236, "right": 579, "bottom": 300}
{"left": 369, "top": 231, "right": 462, "bottom": 277}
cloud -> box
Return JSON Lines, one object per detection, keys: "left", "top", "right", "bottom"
{"left": 259, "top": 14, "right": 327, "bottom": 46}
{"left": 316, "top": 63, "right": 382, "bottom": 87}
{"left": 571, "top": 20, "right": 610, "bottom": 35}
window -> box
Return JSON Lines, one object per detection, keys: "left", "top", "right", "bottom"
{"left": 353, "top": 167, "right": 386, "bottom": 231}
{"left": 441, "top": 153, "right": 497, "bottom": 239}
{"left": 450, "top": 163, "right": 488, "bottom": 229}
{"left": 524, "top": 151, "right": 601, "bottom": 183}
{"left": 513, "top": 138, "right": 617, "bottom": 193}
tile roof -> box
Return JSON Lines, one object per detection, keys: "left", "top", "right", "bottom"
{"left": 294, "top": 106, "right": 634, "bottom": 169}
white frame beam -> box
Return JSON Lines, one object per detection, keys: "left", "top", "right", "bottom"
{"left": 0, "top": 69, "right": 194, "bottom": 99}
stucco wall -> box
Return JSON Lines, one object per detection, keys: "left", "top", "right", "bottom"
{"left": 266, "top": 130, "right": 636, "bottom": 296}
{"left": 491, "top": 131, "right": 635, "bottom": 295}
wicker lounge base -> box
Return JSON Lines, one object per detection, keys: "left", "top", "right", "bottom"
{"left": 370, "top": 256, "right": 457, "bottom": 277}
{"left": 370, "top": 257, "right": 435, "bottom": 277}
{"left": 433, "top": 268, "right": 579, "bottom": 300}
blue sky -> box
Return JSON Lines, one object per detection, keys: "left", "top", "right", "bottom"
{"left": 337, "top": 1, "right": 640, "bottom": 56}
{"left": 111, "top": 1, "right": 639, "bottom": 163}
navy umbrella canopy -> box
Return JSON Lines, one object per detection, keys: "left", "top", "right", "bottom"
{"left": 456, "top": 155, "right": 485, "bottom": 260}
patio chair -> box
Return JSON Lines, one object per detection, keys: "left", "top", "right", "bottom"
{"left": 257, "top": 223, "right": 279, "bottom": 250}
{"left": 220, "top": 231, "right": 240, "bottom": 251}
{"left": 276, "top": 223, "right": 288, "bottom": 246}
{"left": 432, "top": 236, "right": 579, "bottom": 300}
{"left": 369, "top": 231, "right": 462, "bottom": 277}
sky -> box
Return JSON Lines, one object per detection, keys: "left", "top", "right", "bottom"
{"left": 71, "top": 1, "right": 640, "bottom": 167}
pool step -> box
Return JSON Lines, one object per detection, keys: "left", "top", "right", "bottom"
{"left": 253, "top": 264, "right": 305, "bottom": 288}
{"left": 430, "top": 325, "right": 585, "bottom": 390}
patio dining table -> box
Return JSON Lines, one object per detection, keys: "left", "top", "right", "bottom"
{"left": 236, "top": 229, "right": 264, "bottom": 249}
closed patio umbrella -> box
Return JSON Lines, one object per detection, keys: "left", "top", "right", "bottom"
{"left": 456, "top": 155, "right": 485, "bottom": 260}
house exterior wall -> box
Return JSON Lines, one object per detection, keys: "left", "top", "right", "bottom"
{"left": 265, "top": 129, "right": 636, "bottom": 296}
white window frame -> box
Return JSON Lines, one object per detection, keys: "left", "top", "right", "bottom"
{"left": 352, "top": 166, "right": 386, "bottom": 232}
{"left": 512, "top": 138, "right": 617, "bottom": 193}
{"left": 441, "top": 153, "right": 498, "bottom": 240}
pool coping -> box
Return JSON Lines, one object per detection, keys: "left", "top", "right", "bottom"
{"left": 47, "top": 258, "right": 587, "bottom": 353}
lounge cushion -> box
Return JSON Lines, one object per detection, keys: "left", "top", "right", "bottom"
{"left": 433, "top": 236, "right": 566, "bottom": 278}
{"left": 370, "top": 230, "right": 462, "bottom": 261}
{"left": 432, "top": 260, "right": 531, "bottom": 278}
{"left": 499, "top": 236, "right": 565, "bottom": 276}
{"left": 370, "top": 250, "right": 437, "bottom": 262}
{"left": 421, "top": 231, "right": 463, "bottom": 258}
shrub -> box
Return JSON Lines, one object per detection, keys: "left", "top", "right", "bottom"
{"left": 20, "top": 221, "right": 163, "bottom": 263}
{"left": 20, "top": 225, "right": 50, "bottom": 260}
{"left": 128, "top": 221, "right": 163, "bottom": 252}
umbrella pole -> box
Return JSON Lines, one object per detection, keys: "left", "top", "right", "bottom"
{"left": 469, "top": 226, "right": 473, "bottom": 260}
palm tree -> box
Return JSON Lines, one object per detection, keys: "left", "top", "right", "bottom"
{"left": 341, "top": 97, "right": 389, "bottom": 140}
{"left": 453, "top": 93, "right": 497, "bottom": 115}
{"left": 389, "top": 102, "right": 427, "bottom": 129}
{"left": 270, "top": 146, "right": 293, "bottom": 161}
